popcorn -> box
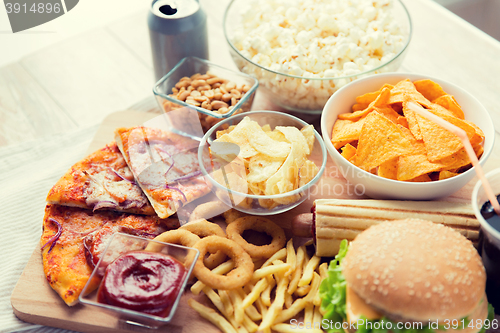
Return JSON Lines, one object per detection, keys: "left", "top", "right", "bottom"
{"left": 229, "top": 0, "right": 409, "bottom": 111}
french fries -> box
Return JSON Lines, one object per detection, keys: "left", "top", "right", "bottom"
{"left": 188, "top": 240, "right": 324, "bottom": 333}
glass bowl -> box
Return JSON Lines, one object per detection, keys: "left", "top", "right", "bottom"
{"left": 79, "top": 232, "right": 199, "bottom": 328}
{"left": 153, "top": 56, "right": 259, "bottom": 132}
{"left": 198, "top": 111, "right": 327, "bottom": 215}
{"left": 223, "top": 0, "right": 412, "bottom": 114}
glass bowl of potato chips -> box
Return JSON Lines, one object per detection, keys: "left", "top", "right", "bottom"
{"left": 321, "top": 73, "right": 495, "bottom": 200}
{"left": 198, "top": 111, "right": 327, "bottom": 214}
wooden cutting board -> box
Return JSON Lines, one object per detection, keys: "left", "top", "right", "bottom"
{"left": 10, "top": 110, "right": 484, "bottom": 333}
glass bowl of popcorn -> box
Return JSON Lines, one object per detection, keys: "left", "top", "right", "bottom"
{"left": 223, "top": 0, "right": 412, "bottom": 114}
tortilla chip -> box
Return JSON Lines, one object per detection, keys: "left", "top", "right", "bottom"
{"left": 406, "top": 174, "right": 432, "bottom": 182}
{"left": 355, "top": 84, "right": 394, "bottom": 104}
{"left": 339, "top": 88, "right": 391, "bottom": 121}
{"left": 402, "top": 103, "right": 423, "bottom": 140}
{"left": 340, "top": 143, "right": 357, "bottom": 161}
{"left": 388, "top": 79, "right": 432, "bottom": 108}
{"left": 433, "top": 95, "right": 464, "bottom": 119}
{"left": 378, "top": 157, "right": 398, "bottom": 180}
{"left": 397, "top": 153, "right": 445, "bottom": 181}
{"left": 352, "top": 103, "right": 369, "bottom": 112}
{"left": 415, "top": 113, "right": 463, "bottom": 162}
{"left": 413, "top": 79, "right": 447, "bottom": 102}
{"left": 331, "top": 118, "right": 367, "bottom": 149}
{"left": 354, "top": 112, "right": 414, "bottom": 171}
{"left": 439, "top": 170, "right": 459, "bottom": 180}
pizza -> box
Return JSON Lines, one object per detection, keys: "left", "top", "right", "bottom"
{"left": 115, "top": 126, "right": 211, "bottom": 218}
{"left": 46, "top": 142, "right": 155, "bottom": 215}
{"left": 40, "top": 204, "right": 179, "bottom": 306}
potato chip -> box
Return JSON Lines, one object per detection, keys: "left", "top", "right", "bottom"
{"left": 248, "top": 181, "right": 265, "bottom": 195}
{"left": 298, "top": 160, "right": 319, "bottom": 188}
{"left": 354, "top": 112, "right": 414, "bottom": 171}
{"left": 439, "top": 170, "right": 459, "bottom": 180}
{"left": 300, "top": 125, "right": 315, "bottom": 153}
{"left": 266, "top": 130, "right": 288, "bottom": 143}
{"left": 378, "top": 157, "right": 398, "bottom": 180}
{"left": 247, "top": 126, "right": 291, "bottom": 159}
{"left": 388, "top": 79, "right": 432, "bottom": 108}
{"left": 340, "top": 143, "right": 356, "bottom": 161}
{"left": 265, "top": 143, "right": 299, "bottom": 196}
{"left": 262, "top": 124, "right": 272, "bottom": 132}
{"left": 413, "top": 79, "right": 447, "bottom": 102}
{"left": 433, "top": 95, "right": 464, "bottom": 119}
{"left": 213, "top": 117, "right": 318, "bottom": 208}
{"left": 276, "top": 126, "right": 310, "bottom": 155}
{"left": 247, "top": 154, "right": 285, "bottom": 184}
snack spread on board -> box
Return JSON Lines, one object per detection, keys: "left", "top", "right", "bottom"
{"left": 331, "top": 79, "right": 485, "bottom": 182}
{"left": 37, "top": 120, "right": 496, "bottom": 331}
{"left": 211, "top": 116, "right": 319, "bottom": 208}
{"left": 27, "top": 0, "right": 498, "bottom": 329}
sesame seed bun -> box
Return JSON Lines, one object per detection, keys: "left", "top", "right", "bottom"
{"left": 342, "top": 219, "right": 487, "bottom": 322}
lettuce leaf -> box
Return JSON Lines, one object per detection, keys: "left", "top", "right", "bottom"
{"left": 319, "top": 239, "right": 349, "bottom": 333}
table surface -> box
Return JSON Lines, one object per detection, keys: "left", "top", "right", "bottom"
{"left": 3, "top": 0, "right": 500, "bottom": 330}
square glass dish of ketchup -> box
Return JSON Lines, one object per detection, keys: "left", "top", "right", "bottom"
{"left": 79, "top": 232, "right": 199, "bottom": 328}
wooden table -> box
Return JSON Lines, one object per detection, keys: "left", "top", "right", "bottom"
{"left": 3, "top": 0, "right": 500, "bottom": 331}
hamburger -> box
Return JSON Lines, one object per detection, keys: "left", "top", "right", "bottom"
{"left": 319, "top": 219, "right": 494, "bottom": 333}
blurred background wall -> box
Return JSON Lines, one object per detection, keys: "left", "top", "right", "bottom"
{"left": 435, "top": 0, "right": 500, "bottom": 41}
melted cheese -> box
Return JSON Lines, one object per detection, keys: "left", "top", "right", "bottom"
{"left": 346, "top": 285, "right": 383, "bottom": 323}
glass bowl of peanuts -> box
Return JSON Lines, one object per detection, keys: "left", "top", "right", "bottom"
{"left": 154, "top": 57, "right": 259, "bottom": 132}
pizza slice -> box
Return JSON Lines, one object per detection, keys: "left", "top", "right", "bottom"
{"left": 46, "top": 142, "right": 155, "bottom": 215}
{"left": 115, "top": 126, "right": 211, "bottom": 218}
{"left": 41, "top": 204, "right": 179, "bottom": 306}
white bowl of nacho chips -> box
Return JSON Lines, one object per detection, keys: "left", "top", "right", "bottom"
{"left": 321, "top": 73, "right": 495, "bottom": 200}
{"left": 199, "top": 111, "right": 327, "bottom": 214}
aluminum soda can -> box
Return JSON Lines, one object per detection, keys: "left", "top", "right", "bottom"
{"left": 148, "top": 0, "right": 209, "bottom": 81}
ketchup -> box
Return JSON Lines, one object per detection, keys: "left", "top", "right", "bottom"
{"left": 97, "top": 251, "right": 186, "bottom": 317}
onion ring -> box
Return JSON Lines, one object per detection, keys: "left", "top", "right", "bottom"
{"left": 193, "top": 235, "right": 253, "bottom": 290}
{"left": 188, "top": 201, "right": 229, "bottom": 222}
{"left": 181, "top": 219, "right": 227, "bottom": 269}
{"left": 145, "top": 229, "right": 200, "bottom": 253}
{"left": 226, "top": 216, "right": 286, "bottom": 259}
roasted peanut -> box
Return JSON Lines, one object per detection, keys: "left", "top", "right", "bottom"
{"left": 222, "top": 93, "right": 232, "bottom": 103}
{"left": 168, "top": 71, "right": 250, "bottom": 130}
{"left": 191, "top": 79, "right": 206, "bottom": 88}
{"left": 177, "top": 90, "right": 190, "bottom": 101}
{"left": 207, "top": 77, "right": 225, "bottom": 85}
{"left": 211, "top": 100, "right": 229, "bottom": 110}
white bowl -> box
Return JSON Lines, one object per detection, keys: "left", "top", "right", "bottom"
{"left": 320, "top": 73, "right": 495, "bottom": 200}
